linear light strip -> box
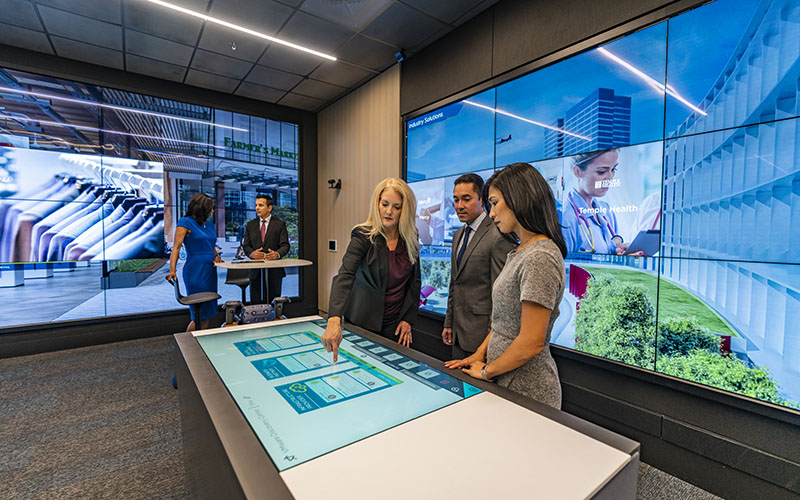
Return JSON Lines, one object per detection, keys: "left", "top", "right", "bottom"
{"left": 137, "top": 148, "right": 212, "bottom": 161}
{"left": 0, "top": 114, "right": 226, "bottom": 149}
{"left": 596, "top": 47, "right": 707, "bottom": 116}
{"left": 146, "top": 0, "right": 337, "bottom": 61}
{"left": 0, "top": 86, "right": 247, "bottom": 131}
{"left": 462, "top": 100, "right": 591, "bottom": 141}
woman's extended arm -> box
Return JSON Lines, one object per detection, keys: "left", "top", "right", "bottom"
{"left": 323, "top": 228, "right": 371, "bottom": 361}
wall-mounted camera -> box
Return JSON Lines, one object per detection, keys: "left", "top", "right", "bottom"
{"left": 328, "top": 178, "right": 341, "bottom": 189}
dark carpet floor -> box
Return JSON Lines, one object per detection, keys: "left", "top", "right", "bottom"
{"left": 0, "top": 336, "right": 722, "bottom": 500}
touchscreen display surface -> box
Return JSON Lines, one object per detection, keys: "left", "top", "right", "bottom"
{"left": 195, "top": 319, "right": 482, "bottom": 471}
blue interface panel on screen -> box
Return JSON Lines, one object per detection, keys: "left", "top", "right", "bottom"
{"left": 195, "top": 319, "right": 481, "bottom": 470}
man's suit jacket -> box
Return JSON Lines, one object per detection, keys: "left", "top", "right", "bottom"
{"left": 328, "top": 227, "right": 421, "bottom": 333}
{"left": 444, "top": 215, "right": 516, "bottom": 352}
{"left": 241, "top": 216, "right": 290, "bottom": 278}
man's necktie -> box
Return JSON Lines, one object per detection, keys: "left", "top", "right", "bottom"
{"left": 260, "top": 219, "right": 266, "bottom": 242}
{"left": 456, "top": 226, "right": 472, "bottom": 268}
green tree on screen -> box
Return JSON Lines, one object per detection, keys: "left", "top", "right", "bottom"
{"left": 574, "top": 275, "right": 797, "bottom": 409}
{"left": 657, "top": 317, "right": 719, "bottom": 357}
{"left": 574, "top": 276, "right": 656, "bottom": 368}
{"left": 421, "top": 260, "right": 450, "bottom": 291}
{"left": 657, "top": 351, "right": 797, "bottom": 408}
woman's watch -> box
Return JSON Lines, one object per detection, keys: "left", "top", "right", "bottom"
{"left": 481, "top": 364, "right": 494, "bottom": 382}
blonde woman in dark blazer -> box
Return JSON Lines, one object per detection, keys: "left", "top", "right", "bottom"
{"left": 323, "top": 178, "right": 421, "bottom": 362}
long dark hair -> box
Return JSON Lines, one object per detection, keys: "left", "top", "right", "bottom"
{"left": 185, "top": 193, "right": 214, "bottom": 224}
{"left": 485, "top": 163, "right": 567, "bottom": 258}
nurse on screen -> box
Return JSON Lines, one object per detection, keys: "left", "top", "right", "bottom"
{"left": 561, "top": 149, "right": 627, "bottom": 254}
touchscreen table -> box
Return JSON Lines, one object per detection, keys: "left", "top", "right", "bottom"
{"left": 194, "top": 318, "right": 481, "bottom": 471}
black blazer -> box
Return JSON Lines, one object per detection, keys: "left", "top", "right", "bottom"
{"left": 328, "top": 227, "right": 421, "bottom": 333}
{"left": 241, "top": 216, "right": 290, "bottom": 278}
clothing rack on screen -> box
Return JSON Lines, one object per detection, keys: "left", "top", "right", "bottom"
{"left": 0, "top": 154, "right": 165, "bottom": 264}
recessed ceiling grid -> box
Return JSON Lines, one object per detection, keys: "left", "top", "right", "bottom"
{"left": 0, "top": 0, "right": 498, "bottom": 112}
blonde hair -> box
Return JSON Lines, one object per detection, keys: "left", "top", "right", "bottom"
{"left": 356, "top": 178, "right": 418, "bottom": 264}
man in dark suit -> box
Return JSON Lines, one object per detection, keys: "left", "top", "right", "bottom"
{"left": 442, "top": 174, "right": 515, "bottom": 359}
{"left": 241, "top": 194, "right": 290, "bottom": 304}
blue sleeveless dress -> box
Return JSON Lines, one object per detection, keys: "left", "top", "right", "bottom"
{"left": 177, "top": 216, "right": 218, "bottom": 321}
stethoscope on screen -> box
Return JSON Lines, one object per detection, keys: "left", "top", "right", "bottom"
{"left": 567, "top": 191, "right": 621, "bottom": 253}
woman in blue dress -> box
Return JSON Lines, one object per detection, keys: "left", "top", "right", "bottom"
{"left": 166, "top": 193, "right": 221, "bottom": 331}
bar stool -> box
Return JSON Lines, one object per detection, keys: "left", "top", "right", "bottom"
{"left": 224, "top": 267, "right": 250, "bottom": 303}
{"left": 169, "top": 279, "right": 220, "bottom": 330}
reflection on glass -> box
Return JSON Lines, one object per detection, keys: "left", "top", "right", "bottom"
{"left": 494, "top": 21, "right": 666, "bottom": 165}
{"left": 411, "top": 169, "right": 495, "bottom": 314}
{"left": 406, "top": 89, "right": 496, "bottom": 181}
{"left": 664, "top": 0, "right": 791, "bottom": 137}
{"left": 0, "top": 70, "right": 101, "bottom": 151}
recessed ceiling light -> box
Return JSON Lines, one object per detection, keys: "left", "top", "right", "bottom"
{"left": 0, "top": 114, "right": 226, "bottom": 149}
{"left": 146, "top": 0, "right": 337, "bottom": 61}
{"left": 0, "top": 86, "right": 247, "bottom": 131}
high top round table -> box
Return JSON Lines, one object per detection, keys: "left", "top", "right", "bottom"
{"left": 215, "top": 259, "right": 312, "bottom": 304}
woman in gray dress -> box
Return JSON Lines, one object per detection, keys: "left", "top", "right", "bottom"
{"left": 445, "top": 163, "right": 567, "bottom": 409}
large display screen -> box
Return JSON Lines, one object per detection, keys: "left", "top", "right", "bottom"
{"left": 405, "top": 0, "right": 800, "bottom": 410}
{"left": 0, "top": 148, "right": 165, "bottom": 262}
{"left": 195, "top": 319, "right": 481, "bottom": 470}
{"left": 0, "top": 67, "right": 300, "bottom": 328}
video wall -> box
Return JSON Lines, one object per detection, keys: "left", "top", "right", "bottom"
{"left": 406, "top": 0, "right": 800, "bottom": 409}
{"left": 0, "top": 67, "right": 300, "bottom": 328}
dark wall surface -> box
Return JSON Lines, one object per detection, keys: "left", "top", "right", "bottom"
{"left": 0, "top": 44, "right": 318, "bottom": 351}
{"left": 401, "top": 0, "right": 800, "bottom": 499}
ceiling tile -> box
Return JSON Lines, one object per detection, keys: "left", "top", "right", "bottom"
{"left": 245, "top": 65, "right": 302, "bottom": 91}
{"left": 334, "top": 34, "right": 397, "bottom": 71}
{"left": 299, "top": 0, "right": 391, "bottom": 31}
{"left": 125, "top": 54, "right": 185, "bottom": 82}
{"left": 400, "top": 0, "right": 483, "bottom": 24}
{"left": 36, "top": 0, "right": 122, "bottom": 24}
{"left": 309, "top": 61, "right": 373, "bottom": 88}
{"left": 50, "top": 36, "right": 123, "bottom": 69}
{"left": 185, "top": 69, "right": 239, "bottom": 93}
{"left": 197, "top": 24, "right": 269, "bottom": 63}
{"left": 361, "top": 2, "right": 446, "bottom": 49}
{"left": 125, "top": 30, "right": 194, "bottom": 67}
{"left": 277, "top": 11, "right": 353, "bottom": 54}
{"left": 292, "top": 78, "right": 346, "bottom": 101}
{"left": 4, "top": 0, "right": 43, "bottom": 30}
{"left": 453, "top": 0, "right": 499, "bottom": 27}
{"left": 190, "top": 49, "right": 253, "bottom": 80}
{"left": 274, "top": 0, "right": 302, "bottom": 6}
{"left": 206, "top": 0, "right": 294, "bottom": 36}
{"left": 0, "top": 22, "right": 53, "bottom": 54}
{"left": 235, "top": 82, "right": 286, "bottom": 103}
{"left": 277, "top": 92, "right": 324, "bottom": 112}
{"left": 39, "top": 5, "right": 122, "bottom": 51}
{"left": 124, "top": 0, "right": 205, "bottom": 47}
{"left": 258, "top": 44, "right": 323, "bottom": 75}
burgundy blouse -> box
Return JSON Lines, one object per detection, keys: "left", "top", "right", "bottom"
{"left": 384, "top": 237, "right": 413, "bottom": 319}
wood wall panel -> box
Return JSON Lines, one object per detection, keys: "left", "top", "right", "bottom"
{"left": 317, "top": 65, "right": 401, "bottom": 311}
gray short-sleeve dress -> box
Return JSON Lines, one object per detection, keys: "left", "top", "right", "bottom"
{"left": 487, "top": 238, "right": 566, "bottom": 409}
